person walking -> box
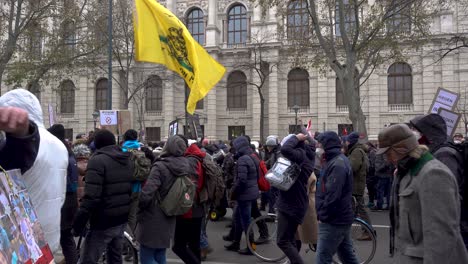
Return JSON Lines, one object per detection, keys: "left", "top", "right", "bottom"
{"left": 276, "top": 133, "right": 315, "bottom": 264}
{"left": 377, "top": 124, "right": 468, "bottom": 263}
{"left": 373, "top": 153, "right": 394, "bottom": 210}
{"left": 262, "top": 135, "right": 281, "bottom": 214}
{"left": 49, "top": 124, "right": 79, "bottom": 264}
{"left": 72, "top": 143, "right": 91, "bottom": 203}
{"left": 315, "top": 131, "right": 359, "bottom": 264}
{"left": 72, "top": 130, "right": 134, "bottom": 264}
{"left": 171, "top": 142, "right": 207, "bottom": 264}
{"left": 224, "top": 136, "right": 259, "bottom": 255}
{"left": 136, "top": 135, "right": 192, "bottom": 264}
{"left": 344, "top": 132, "right": 373, "bottom": 240}
{"left": 410, "top": 113, "right": 467, "bottom": 248}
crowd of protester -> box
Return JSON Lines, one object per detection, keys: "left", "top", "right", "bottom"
{"left": 1, "top": 89, "right": 468, "bottom": 264}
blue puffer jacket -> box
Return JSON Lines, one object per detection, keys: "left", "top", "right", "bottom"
{"left": 232, "top": 136, "right": 259, "bottom": 201}
{"left": 316, "top": 131, "right": 354, "bottom": 225}
{"left": 276, "top": 136, "right": 315, "bottom": 224}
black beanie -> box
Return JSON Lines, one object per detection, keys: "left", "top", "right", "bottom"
{"left": 94, "top": 130, "right": 116, "bottom": 149}
{"left": 48, "top": 124, "right": 65, "bottom": 141}
{"left": 123, "top": 129, "right": 138, "bottom": 141}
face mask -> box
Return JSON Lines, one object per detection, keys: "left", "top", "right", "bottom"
{"left": 454, "top": 140, "right": 462, "bottom": 144}
{"left": 412, "top": 130, "right": 422, "bottom": 141}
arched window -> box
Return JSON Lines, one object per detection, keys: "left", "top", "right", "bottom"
{"left": 95, "top": 78, "right": 108, "bottom": 110}
{"left": 146, "top": 75, "right": 163, "bottom": 112}
{"left": 227, "top": 71, "right": 247, "bottom": 109}
{"left": 186, "top": 8, "right": 205, "bottom": 45}
{"left": 60, "top": 80, "right": 75, "bottom": 113}
{"left": 227, "top": 4, "right": 248, "bottom": 45}
{"left": 388, "top": 63, "right": 412, "bottom": 105}
{"left": 287, "top": 68, "right": 309, "bottom": 108}
{"left": 287, "top": 0, "right": 309, "bottom": 39}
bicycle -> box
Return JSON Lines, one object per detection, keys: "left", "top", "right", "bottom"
{"left": 246, "top": 212, "right": 376, "bottom": 263}
{"left": 76, "top": 227, "right": 139, "bottom": 264}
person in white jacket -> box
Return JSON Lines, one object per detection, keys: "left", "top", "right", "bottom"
{"left": 0, "top": 89, "right": 67, "bottom": 253}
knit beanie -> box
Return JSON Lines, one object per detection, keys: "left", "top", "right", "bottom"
{"left": 94, "top": 130, "right": 116, "bottom": 149}
{"left": 48, "top": 124, "right": 65, "bottom": 141}
{"left": 346, "top": 132, "right": 360, "bottom": 146}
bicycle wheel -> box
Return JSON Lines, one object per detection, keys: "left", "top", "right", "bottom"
{"left": 332, "top": 218, "right": 376, "bottom": 264}
{"left": 246, "top": 214, "right": 286, "bottom": 263}
{"left": 123, "top": 231, "right": 139, "bottom": 264}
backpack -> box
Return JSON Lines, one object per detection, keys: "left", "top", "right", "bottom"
{"left": 199, "top": 156, "right": 225, "bottom": 206}
{"left": 157, "top": 161, "right": 196, "bottom": 216}
{"left": 442, "top": 142, "right": 468, "bottom": 200}
{"left": 129, "top": 149, "right": 151, "bottom": 181}
{"left": 250, "top": 154, "right": 270, "bottom": 192}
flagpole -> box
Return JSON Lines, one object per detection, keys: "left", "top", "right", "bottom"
{"left": 107, "top": 0, "right": 113, "bottom": 110}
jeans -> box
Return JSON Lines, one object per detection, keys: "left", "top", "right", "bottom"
{"left": 233, "top": 200, "right": 253, "bottom": 242}
{"left": 376, "top": 177, "right": 392, "bottom": 209}
{"left": 251, "top": 200, "right": 268, "bottom": 237}
{"left": 79, "top": 224, "right": 126, "bottom": 264}
{"left": 277, "top": 212, "right": 304, "bottom": 264}
{"left": 353, "top": 195, "right": 372, "bottom": 227}
{"left": 316, "top": 223, "right": 359, "bottom": 264}
{"left": 60, "top": 228, "right": 78, "bottom": 264}
{"left": 200, "top": 215, "right": 209, "bottom": 249}
{"left": 172, "top": 217, "right": 202, "bottom": 264}
{"left": 140, "top": 245, "right": 166, "bottom": 264}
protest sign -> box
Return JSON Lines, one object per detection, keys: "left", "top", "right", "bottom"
{"left": 429, "top": 88, "right": 459, "bottom": 114}
{"left": 437, "top": 108, "right": 462, "bottom": 137}
{"left": 99, "top": 110, "right": 118, "bottom": 126}
{"left": 0, "top": 168, "right": 54, "bottom": 264}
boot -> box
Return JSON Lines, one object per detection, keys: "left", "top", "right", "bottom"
{"left": 223, "top": 234, "right": 234, "bottom": 242}
{"left": 255, "top": 225, "right": 270, "bottom": 245}
{"left": 224, "top": 241, "right": 240, "bottom": 251}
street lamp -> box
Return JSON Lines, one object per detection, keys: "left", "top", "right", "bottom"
{"left": 92, "top": 110, "right": 100, "bottom": 131}
{"left": 292, "top": 105, "right": 300, "bottom": 133}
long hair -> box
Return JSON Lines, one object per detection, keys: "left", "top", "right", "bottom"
{"left": 408, "top": 145, "right": 429, "bottom": 159}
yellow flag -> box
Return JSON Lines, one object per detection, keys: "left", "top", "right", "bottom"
{"left": 133, "top": 0, "right": 226, "bottom": 114}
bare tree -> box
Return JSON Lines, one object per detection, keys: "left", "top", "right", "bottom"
{"left": 233, "top": 31, "right": 278, "bottom": 143}
{"left": 0, "top": 0, "right": 56, "bottom": 93}
{"left": 255, "top": 0, "right": 437, "bottom": 135}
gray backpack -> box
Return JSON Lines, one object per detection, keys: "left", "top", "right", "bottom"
{"left": 157, "top": 161, "right": 196, "bottom": 216}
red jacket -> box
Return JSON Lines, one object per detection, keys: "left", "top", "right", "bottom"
{"left": 182, "top": 144, "right": 206, "bottom": 218}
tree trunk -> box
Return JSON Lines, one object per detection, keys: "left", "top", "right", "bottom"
{"left": 260, "top": 96, "right": 265, "bottom": 144}
{"left": 342, "top": 71, "right": 368, "bottom": 137}
{"left": 0, "top": 69, "right": 5, "bottom": 95}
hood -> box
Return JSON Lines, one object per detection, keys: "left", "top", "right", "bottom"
{"left": 161, "top": 156, "right": 191, "bottom": 178}
{"left": 160, "top": 135, "right": 187, "bottom": 157}
{"left": 185, "top": 143, "right": 206, "bottom": 158}
{"left": 95, "top": 145, "right": 131, "bottom": 165}
{"left": 0, "top": 89, "right": 44, "bottom": 128}
{"left": 317, "top": 131, "right": 342, "bottom": 151}
{"left": 122, "top": 140, "right": 140, "bottom": 152}
{"left": 410, "top": 114, "right": 448, "bottom": 149}
{"left": 233, "top": 136, "right": 252, "bottom": 158}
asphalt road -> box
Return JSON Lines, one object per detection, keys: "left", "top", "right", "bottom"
{"left": 155, "top": 209, "right": 392, "bottom": 264}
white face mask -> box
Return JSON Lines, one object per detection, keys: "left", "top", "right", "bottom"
{"left": 412, "top": 130, "right": 422, "bottom": 141}
{"left": 454, "top": 140, "right": 462, "bottom": 144}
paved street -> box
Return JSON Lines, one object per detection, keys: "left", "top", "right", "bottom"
{"left": 133, "top": 209, "right": 392, "bottom": 264}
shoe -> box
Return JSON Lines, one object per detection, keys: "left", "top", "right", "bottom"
{"left": 238, "top": 248, "right": 253, "bottom": 255}
{"left": 357, "top": 233, "right": 372, "bottom": 241}
{"left": 255, "top": 235, "right": 270, "bottom": 245}
{"left": 124, "top": 255, "right": 133, "bottom": 262}
{"left": 224, "top": 242, "right": 240, "bottom": 251}
{"left": 201, "top": 246, "right": 213, "bottom": 261}
{"left": 223, "top": 234, "right": 234, "bottom": 242}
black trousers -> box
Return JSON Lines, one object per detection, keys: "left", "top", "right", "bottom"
{"left": 172, "top": 217, "right": 202, "bottom": 264}
{"left": 60, "top": 228, "right": 78, "bottom": 264}
{"left": 277, "top": 212, "right": 304, "bottom": 264}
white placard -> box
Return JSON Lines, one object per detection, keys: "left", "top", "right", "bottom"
{"left": 100, "top": 110, "right": 118, "bottom": 126}
{"left": 430, "top": 101, "right": 452, "bottom": 114}
{"left": 437, "top": 108, "right": 461, "bottom": 137}
{"left": 436, "top": 89, "right": 459, "bottom": 109}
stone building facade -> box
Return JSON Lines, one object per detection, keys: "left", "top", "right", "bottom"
{"left": 2, "top": 0, "right": 467, "bottom": 142}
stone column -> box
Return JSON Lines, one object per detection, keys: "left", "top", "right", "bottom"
{"left": 268, "top": 49, "right": 280, "bottom": 137}
{"left": 206, "top": 52, "right": 219, "bottom": 140}
{"left": 166, "top": 0, "right": 176, "bottom": 13}
{"left": 206, "top": 0, "right": 219, "bottom": 47}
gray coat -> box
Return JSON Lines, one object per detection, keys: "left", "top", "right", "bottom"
{"left": 391, "top": 153, "right": 468, "bottom": 264}
{"left": 136, "top": 136, "right": 190, "bottom": 249}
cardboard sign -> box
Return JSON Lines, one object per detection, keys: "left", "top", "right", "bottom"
{"left": 429, "top": 88, "right": 460, "bottom": 114}
{"left": 0, "top": 169, "right": 54, "bottom": 264}
{"left": 99, "top": 110, "right": 118, "bottom": 126}
{"left": 437, "top": 108, "right": 461, "bottom": 137}
{"left": 169, "top": 120, "right": 179, "bottom": 136}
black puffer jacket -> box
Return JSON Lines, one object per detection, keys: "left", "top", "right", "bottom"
{"left": 277, "top": 136, "right": 315, "bottom": 224}
{"left": 232, "top": 136, "right": 259, "bottom": 201}
{"left": 73, "top": 145, "right": 134, "bottom": 231}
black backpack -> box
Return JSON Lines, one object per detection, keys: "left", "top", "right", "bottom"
{"left": 442, "top": 142, "right": 468, "bottom": 200}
